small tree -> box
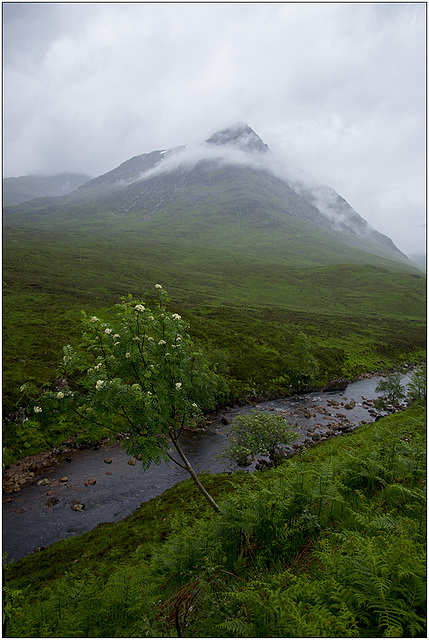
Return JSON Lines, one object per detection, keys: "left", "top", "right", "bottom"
{"left": 374, "top": 373, "right": 406, "bottom": 410}
{"left": 407, "top": 365, "right": 426, "bottom": 403}
{"left": 288, "top": 332, "right": 319, "bottom": 390}
{"left": 20, "top": 286, "right": 226, "bottom": 513}
{"left": 218, "top": 411, "right": 294, "bottom": 468}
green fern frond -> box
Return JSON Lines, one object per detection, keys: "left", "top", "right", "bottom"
{"left": 217, "top": 617, "right": 253, "bottom": 637}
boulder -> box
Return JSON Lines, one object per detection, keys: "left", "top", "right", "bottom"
{"left": 85, "top": 478, "right": 96, "bottom": 486}
{"left": 104, "top": 458, "right": 112, "bottom": 464}
{"left": 322, "top": 378, "right": 348, "bottom": 392}
{"left": 71, "top": 503, "right": 85, "bottom": 511}
{"left": 46, "top": 497, "right": 60, "bottom": 508}
{"left": 36, "top": 478, "right": 50, "bottom": 486}
{"left": 127, "top": 459, "right": 136, "bottom": 466}
{"left": 344, "top": 399, "right": 356, "bottom": 410}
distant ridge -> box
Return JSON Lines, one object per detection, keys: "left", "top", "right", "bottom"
{"left": 3, "top": 173, "right": 91, "bottom": 206}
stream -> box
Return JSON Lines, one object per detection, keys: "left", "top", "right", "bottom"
{"left": 3, "top": 373, "right": 412, "bottom": 562}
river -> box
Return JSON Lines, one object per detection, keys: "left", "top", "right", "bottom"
{"left": 3, "top": 373, "right": 412, "bottom": 562}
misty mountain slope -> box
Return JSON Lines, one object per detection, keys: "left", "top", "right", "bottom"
{"left": 76, "top": 150, "right": 168, "bottom": 196}
{"left": 2, "top": 173, "right": 91, "bottom": 206}
{"left": 3, "top": 123, "right": 417, "bottom": 274}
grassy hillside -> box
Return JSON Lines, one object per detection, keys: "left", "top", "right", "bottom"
{"left": 3, "top": 226, "right": 425, "bottom": 416}
{"left": 4, "top": 404, "right": 426, "bottom": 637}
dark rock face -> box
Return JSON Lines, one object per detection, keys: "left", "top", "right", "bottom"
{"left": 322, "top": 378, "right": 348, "bottom": 392}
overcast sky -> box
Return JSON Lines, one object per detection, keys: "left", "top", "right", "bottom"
{"left": 3, "top": 2, "right": 426, "bottom": 257}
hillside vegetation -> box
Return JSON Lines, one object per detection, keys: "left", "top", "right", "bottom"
{"left": 4, "top": 404, "right": 426, "bottom": 637}
{"left": 3, "top": 219, "right": 426, "bottom": 466}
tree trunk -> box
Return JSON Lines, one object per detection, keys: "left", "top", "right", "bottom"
{"left": 170, "top": 433, "right": 221, "bottom": 513}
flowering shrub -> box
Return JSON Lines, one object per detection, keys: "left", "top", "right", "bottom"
{"left": 20, "top": 286, "right": 226, "bottom": 511}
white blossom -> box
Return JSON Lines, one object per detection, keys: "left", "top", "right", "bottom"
{"left": 133, "top": 336, "right": 141, "bottom": 341}
{"left": 155, "top": 284, "right": 162, "bottom": 289}
{"left": 132, "top": 384, "right": 141, "bottom": 390}
{"left": 172, "top": 314, "right": 181, "bottom": 321}
{"left": 57, "top": 392, "right": 64, "bottom": 400}
{"left": 34, "top": 406, "right": 42, "bottom": 413}
{"left": 90, "top": 316, "right": 99, "bottom": 322}
{"left": 148, "top": 336, "right": 154, "bottom": 341}
{"left": 96, "top": 380, "right": 105, "bottom": 390}
{"left": 192, "top": 403, "right": 198, "bottom": 409}
{"left": 125, "top": 352, "right": 131, "bottom": 358}
{"left": 104, "top": 328, "right": 112, "bottom": 335}
{"left": 158, "top": 339, "right": 166, "bottom": 346}
{"left": 94, "top": 362, "right": 102, "bottom": 371}
{"left": 135, "top": 304, "right": 145, "bottom": 312}
{"left": 113, "top": 334, "right": 120, "bottom": 338}
{"left": 175, "top": 382, "right": 182, "bottom": 390}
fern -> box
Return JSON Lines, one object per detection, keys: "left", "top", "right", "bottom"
{"left": 217, "top": 617, "right": 254, "bottom": 637}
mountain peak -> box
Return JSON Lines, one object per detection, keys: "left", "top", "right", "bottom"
{"left": 205, "top": 123, "right": 269, "bottom": 154}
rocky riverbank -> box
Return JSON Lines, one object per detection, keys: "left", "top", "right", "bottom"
{"left": 1, "top": 371, "right": 406, "bottom": 497}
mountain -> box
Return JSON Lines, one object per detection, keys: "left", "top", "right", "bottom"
{"left": 2, "top": 173, "right": 92, "bottom": 206}
{"left": 3, "top": 124, "right": 412, "bottom": 269}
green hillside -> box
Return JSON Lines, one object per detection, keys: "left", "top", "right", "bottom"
{"left": 3, "top": 223, "right": 425, "bottom": 415}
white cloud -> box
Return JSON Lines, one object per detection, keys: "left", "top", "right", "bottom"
{"left": 3, "top": 2, "right": 425, "bottom": 257}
